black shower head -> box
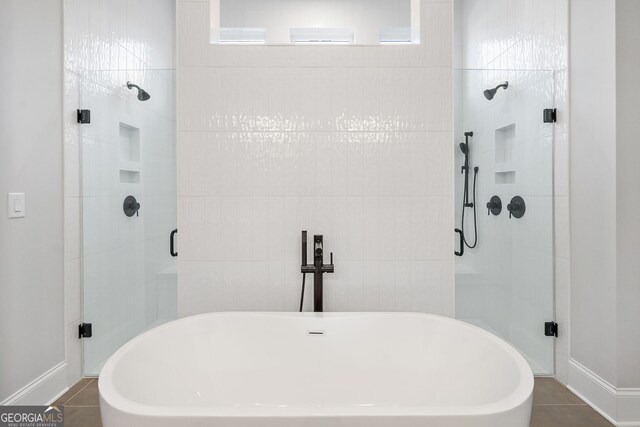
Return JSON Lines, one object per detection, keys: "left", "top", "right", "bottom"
{"left": 127, "top": 81, "right": 151, "bottom": 101}
{"left": 483, "top": 88, "right": 495, "bottom": 100}
{"left": 137, "top": 88, "right": 150, "bottom": 101}
{"left": 484, "top": 81, "right": 509, "bottom": 101}
{"left": 459, "top": 142, "right": 469, "bottom": 155}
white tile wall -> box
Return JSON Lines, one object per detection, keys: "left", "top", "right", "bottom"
{"left": 63, "top": 0, "right": 175, "bottom": 380}
{"left": 454, "top": 0, "right": 569, "bottom": 380}
{"left": 177, "top": 0, "right": 454, "bottom": 315}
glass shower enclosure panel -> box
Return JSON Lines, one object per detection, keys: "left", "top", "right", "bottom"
{"left": 454, "top": 69, "right": 555, "bottom": 375}
{"left": 80, "top": 69, "right": 177, "bottom": 375}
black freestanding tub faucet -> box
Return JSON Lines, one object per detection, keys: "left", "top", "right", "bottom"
{"left": 300, "top": 231, "right": 334, "bottom": 312}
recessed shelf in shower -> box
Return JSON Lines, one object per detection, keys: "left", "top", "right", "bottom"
{"left": 119, "top": 122, "right": 140, "bottom": 183}
{"left": 495, "top": 123, "right": 516, "bottom": 184}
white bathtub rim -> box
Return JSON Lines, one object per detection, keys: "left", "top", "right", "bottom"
{"left": 99, "top": 312, "right": 534, "bottom": 418}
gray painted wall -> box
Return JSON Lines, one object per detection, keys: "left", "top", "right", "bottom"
{"left": 569, "top": 0, "right": 618, "bottom": 386}
{"left": 615, "top": 0, "right": 640, "bottom": 389}
{"left": 0, "top": 0, "right": 65, "bottom": 403}
{"left": 570, "top": 0, "right": 640, "bottom": 390}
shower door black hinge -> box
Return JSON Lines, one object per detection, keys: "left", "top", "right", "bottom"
{"left": 544, "top": 321, "right": 558, "bottom": 337}
{"left": 77, "top": 109, "right": 91, "bottom": 124}
{"left": 543, "top": 108, "right": 557, "bottom": 123}
{"left": 79, "top": 323, "right": 92, "bottom": 339}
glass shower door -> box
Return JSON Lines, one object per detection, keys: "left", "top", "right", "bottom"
{"left": 79, "top": 69, "right": 177, "bottom": 375}
{"left": 454, "top": 69, "right": 555, "bottom": 375}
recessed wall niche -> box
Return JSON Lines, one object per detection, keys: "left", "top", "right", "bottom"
{"left": 119, "top": 122, "right": 140, "bottom": 184}
{"left": 495, "top": 123, "right": 516, "bottom": 184}
{"left": 210, "top": 0, "right": 420, "bottom": 45}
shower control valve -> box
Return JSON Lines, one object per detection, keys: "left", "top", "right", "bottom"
{"left": 486, "top": 196, "right": 502, "bottom": 216}
{"left": 123, "top": 195, "right": 141, "bottom": 217}
{"left": 507, "top": 196, "right": 526, "bottom": 219}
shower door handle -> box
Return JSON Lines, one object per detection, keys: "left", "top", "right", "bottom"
{"left": 170, "top": 229, "right": 178, "bottom": 257}
{"left": 454, "top": 228, "right": 464, "bottom": 257}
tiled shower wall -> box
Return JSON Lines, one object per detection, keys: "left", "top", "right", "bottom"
{"left": 63, "top": 0, "right": 175, "bottom": 381}
{"left": 455, "top": 0, "right": 569, "bottom": 381}
{"left": 177, "top": 0, "right": 455, "bottom": 314}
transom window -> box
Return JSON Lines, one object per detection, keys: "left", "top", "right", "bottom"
{"left": 210, "top": 0, "right": 420, "bottom": 46}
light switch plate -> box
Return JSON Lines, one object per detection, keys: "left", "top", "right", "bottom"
{"left": 7, "top": 193, "right": 25, "bottom": 219}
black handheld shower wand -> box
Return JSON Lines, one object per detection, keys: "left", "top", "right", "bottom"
{"left": 299, "top": 231, "right": 308, "bottom": 312}
{"left": 456, "top": 132, "right": 479, "bottom": 256}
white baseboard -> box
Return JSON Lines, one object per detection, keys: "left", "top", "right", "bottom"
{"left": 569, "top": 358, "right": 640, "bottom": 426}
{"left": 618, "top": 388, "right": 640, "bottom": 427}
{"left": 0, "top": 361, "right": 68, "bottom": 406}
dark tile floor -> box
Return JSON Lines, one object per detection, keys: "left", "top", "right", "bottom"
{"left": 531, "top": 378, "right": 613, "bottom": 426}
{"left": 54, "top": 377, "right": 613, "bottom": 427}
{"left": 53, "top": 378, "right": 102, "bottom": 427}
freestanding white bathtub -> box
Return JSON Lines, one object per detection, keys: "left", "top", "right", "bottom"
{"left": 99, "top": 312, "right": 533, "bottom": 427}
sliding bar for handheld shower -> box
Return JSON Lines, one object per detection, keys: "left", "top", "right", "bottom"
{"left": 461, "top": 132, "right": 474, "bottom": 208}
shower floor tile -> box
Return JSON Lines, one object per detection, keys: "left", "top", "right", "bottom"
{"left": 56, "top": 377, "right": 612, "bottom": 427}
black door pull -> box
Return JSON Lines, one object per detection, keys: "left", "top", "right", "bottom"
{"left": 170, "top": 229, "right": 178, "bottom": 257}
{"left": 454, "top": 228, "right": 464, "bottom": 257}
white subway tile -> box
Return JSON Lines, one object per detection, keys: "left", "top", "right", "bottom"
{"left": 175, "top": 0, "right": 456, "bottom": 316}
